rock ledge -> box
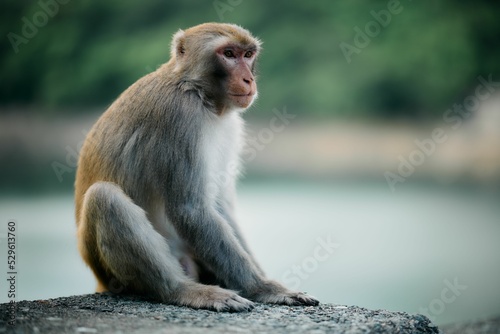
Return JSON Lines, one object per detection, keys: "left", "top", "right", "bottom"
{"left": 0, "top": 293, "right": 439, "bottom": 333}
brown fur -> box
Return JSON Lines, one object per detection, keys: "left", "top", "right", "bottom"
{"left": 75, "top": 23, "right": 318, "bottom": 312}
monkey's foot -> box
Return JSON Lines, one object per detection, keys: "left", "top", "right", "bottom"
{"left": 261, "top": 291, "right": 320, "bottom": 306}
{"left": 175, "top": 282, "right": 254, "bottom": 312}
{"left": 247, "top": 280, "right": 320, "bottom": 306}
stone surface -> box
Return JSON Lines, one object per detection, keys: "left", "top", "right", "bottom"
{"left": 0, "top": 293, "right": 440, "bottom": 333}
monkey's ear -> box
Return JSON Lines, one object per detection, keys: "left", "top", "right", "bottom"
{"left": 171, "top": 29, "right": 186, "bottom": 59}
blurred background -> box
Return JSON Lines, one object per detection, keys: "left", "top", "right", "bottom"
{"left": 1, "top": 0, "right": 500, "bottom": 327}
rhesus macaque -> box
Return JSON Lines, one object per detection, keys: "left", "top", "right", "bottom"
{"left": 75, "top": 23, "right": 319, "bottom": 311}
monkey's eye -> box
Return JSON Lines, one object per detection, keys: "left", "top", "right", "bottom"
{"left": 224, "top": 50, "right": 235, "bottom": 58}
{"left": 244, "top": 51, "right": 253, "bottom": 58}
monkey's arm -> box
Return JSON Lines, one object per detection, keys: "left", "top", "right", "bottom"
{"left": 217, "top": 195, "right": 266, "bottom": 276}
{"left": 170, "top": 198, "right": 318, "bottom": 305}
{"left": 168, "top": 196, "right": 262, "bottom": 294}
{"left": 162, "top": 155, "right": 317, "bottom": 305}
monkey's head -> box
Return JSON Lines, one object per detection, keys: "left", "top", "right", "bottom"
{"left": 170, "top": 23, "right": 261, "bottom": 113}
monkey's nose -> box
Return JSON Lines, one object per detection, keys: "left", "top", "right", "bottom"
{"left": 243, "top": 77, "right": 253, "bottom": 85}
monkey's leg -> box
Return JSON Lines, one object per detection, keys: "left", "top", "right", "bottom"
{"left": 214, "top": 198, "right": 317, "bottom": 306}
{"left": 78, "top": 181, "right": 254, "bottom": 312}
{"left": 168, "top": 202, "right": 319, "bottom": 306}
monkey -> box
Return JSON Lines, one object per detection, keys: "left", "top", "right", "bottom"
{"left": 75, "top": 22, "right": 319, "bottom": 312}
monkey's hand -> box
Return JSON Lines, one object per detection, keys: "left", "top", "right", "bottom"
{"left": 245, "top": 280, "right": 319, "bottom": 306}
{"left": 174, "top": 282, "right": 254, "bottom": 312}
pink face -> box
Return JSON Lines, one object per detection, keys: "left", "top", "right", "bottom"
{"left": 216, "top": 44, "right": 258, "bottom": 109}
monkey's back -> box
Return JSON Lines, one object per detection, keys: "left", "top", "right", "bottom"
{"left": 74, "top": 67, "right": 204, "bottom": 223}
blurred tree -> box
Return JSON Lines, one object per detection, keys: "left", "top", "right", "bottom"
{"left": 1, "top": 0, "right": 499, "bottom": 120}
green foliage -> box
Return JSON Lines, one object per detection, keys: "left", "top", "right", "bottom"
{"left": 1, "top": 0, "right": 500, "bottom": 119}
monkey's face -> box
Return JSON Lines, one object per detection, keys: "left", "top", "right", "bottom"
{"left": 215, "top": 45, "right": 258, "bottom": 110}
{"left": 170, "top": 23, "right": 261, "bottom": 113}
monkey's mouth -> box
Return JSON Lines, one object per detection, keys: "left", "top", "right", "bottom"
{"left": 229, "top": 92, "right": 254, "bottom": 97}
{"left": 229, "top": 93, "right": 255, "bottom": 108}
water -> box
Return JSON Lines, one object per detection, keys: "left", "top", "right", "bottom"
{"left": 1, "top": 180, "right": 499, "bottom": 326}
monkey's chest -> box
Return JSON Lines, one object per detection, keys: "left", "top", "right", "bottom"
{"left": 200, "top": 113, "right": 244, "bottom": 201}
